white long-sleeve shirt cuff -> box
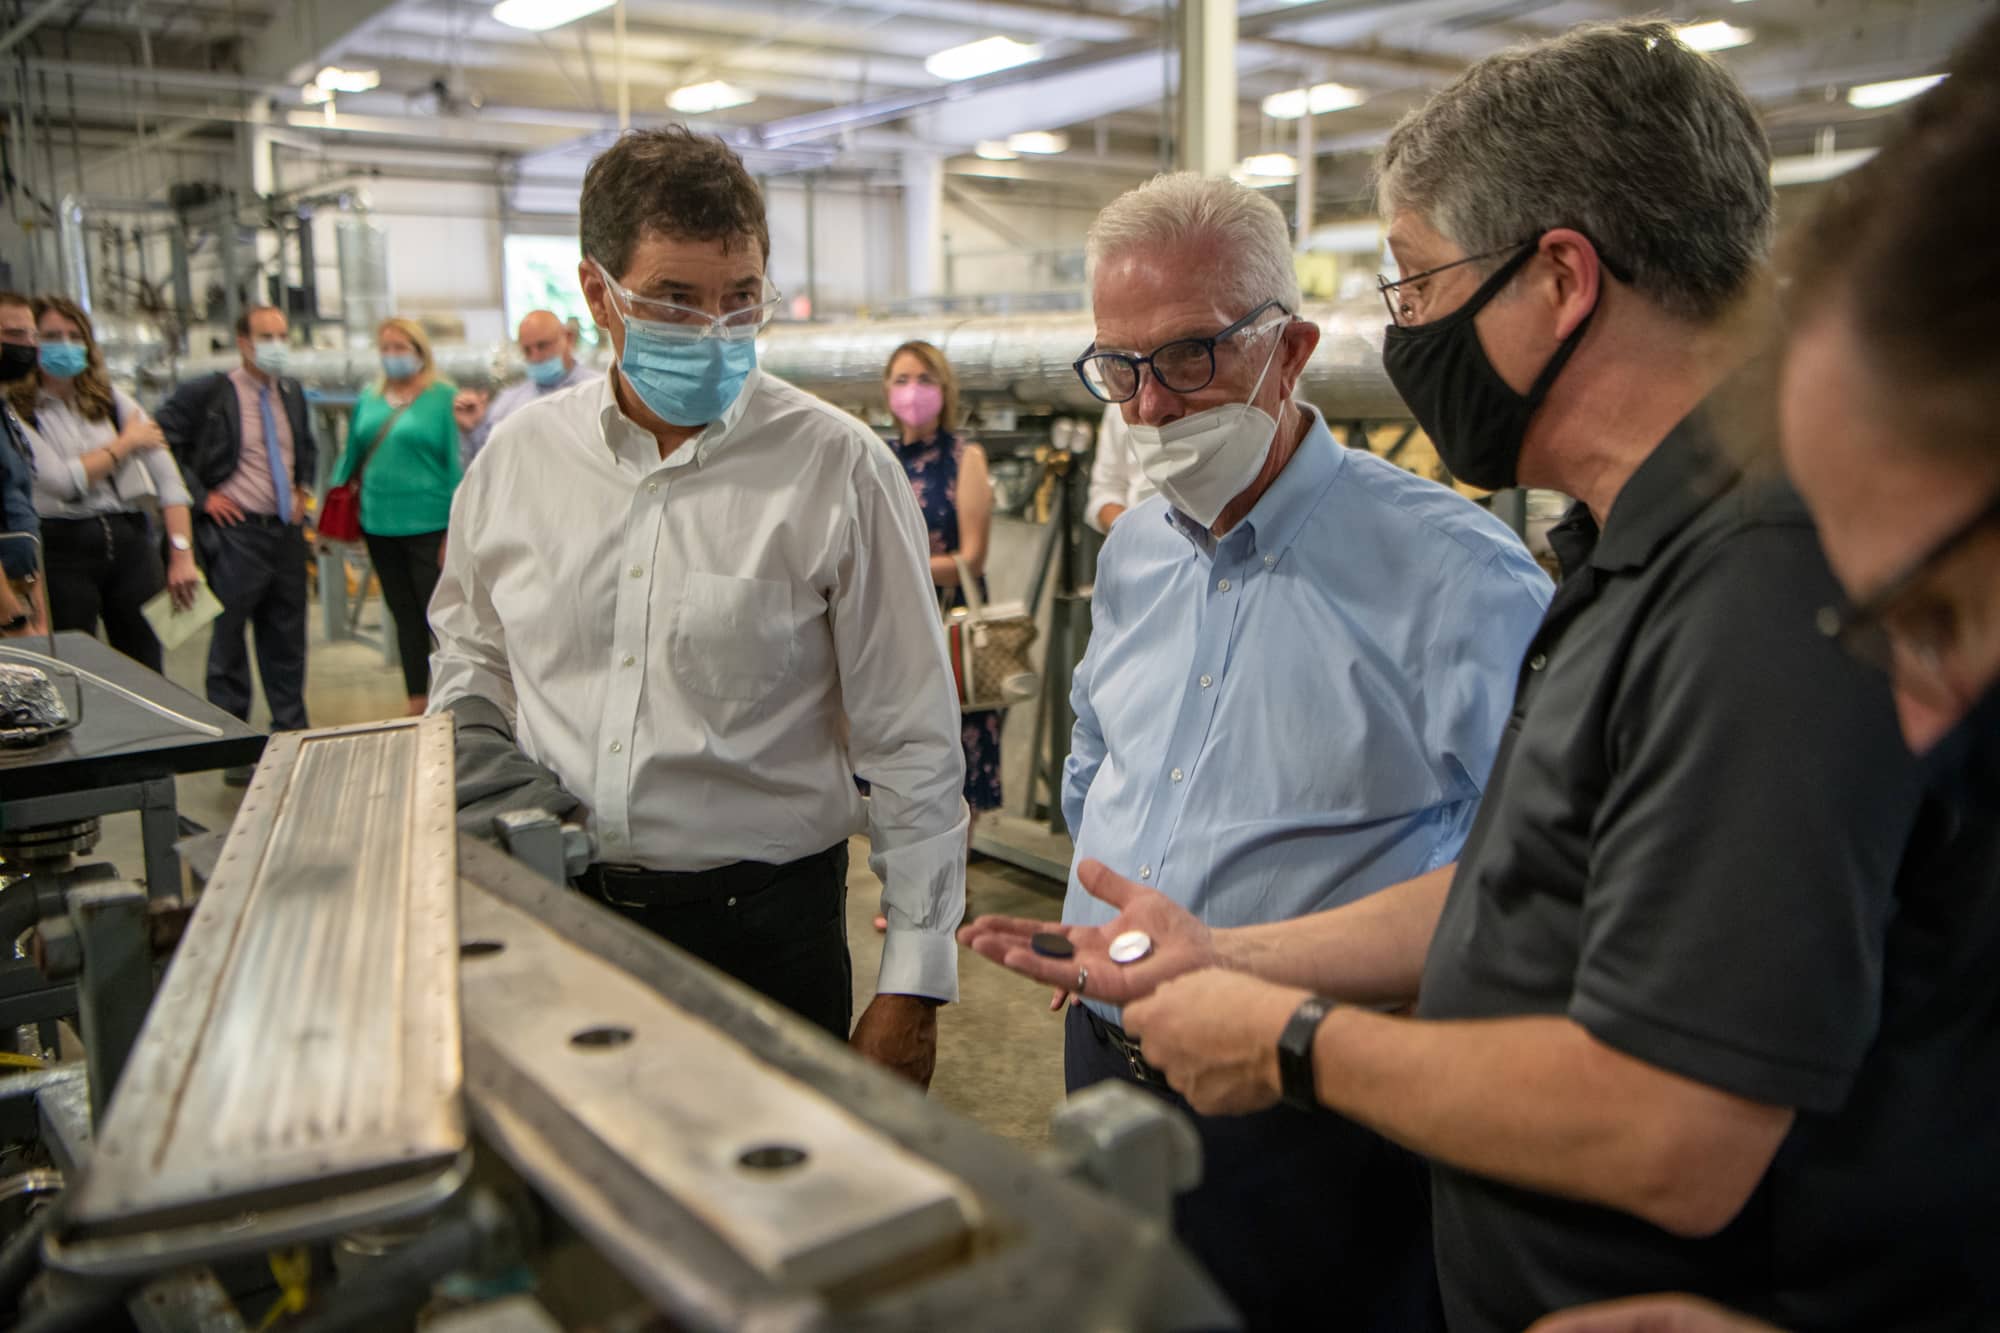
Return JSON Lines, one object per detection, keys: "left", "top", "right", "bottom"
{"left": 868, "top": 807, "right": 966, "bottom": 1002}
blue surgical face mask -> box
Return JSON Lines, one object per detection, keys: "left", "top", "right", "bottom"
{"left": 593, "top": 259, "right": 767, "bottom": 428}
{"left": 253, "top": 340, "right": 290, "bottom": 376}
{"left": 382, "top": 353, "right": 421, "bottom": 381}
{"left": 525, "top": 355, "right": 567, "bottom": 388}
{"left": 39, "top": 342, "right": 87, "bottom": 379}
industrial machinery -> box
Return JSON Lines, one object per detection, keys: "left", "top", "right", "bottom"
{"left": 0, "top": 719, "right": 1236, "bottom": 1331}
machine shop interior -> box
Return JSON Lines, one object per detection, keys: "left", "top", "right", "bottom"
{"left": 0, "top": 0, "right": 1989, "bottom": 1329}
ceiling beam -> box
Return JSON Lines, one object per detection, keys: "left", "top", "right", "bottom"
{"left": 0, "top": 0, "right": 75, "bottom": 58}
{"left": 240, "top": 0, "right": 406, "bottom": 87}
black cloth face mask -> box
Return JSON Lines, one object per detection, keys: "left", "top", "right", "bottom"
{"left": 0, "top": 342, "right": 35, "bottom": 383}
{"left": 1381, "top": 240, "right": 1602, "bottom": 492}
{"left": 1921, "top": 675, "right": 2000, "bottom": 812}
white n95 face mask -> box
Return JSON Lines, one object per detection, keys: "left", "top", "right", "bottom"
{"left": 1124, "top": 324, "right": 1287, "bottom": 529}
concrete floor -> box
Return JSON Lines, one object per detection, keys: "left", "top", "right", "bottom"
{"left": 89, "top": 588, "right": 1074, "bottom": 1150}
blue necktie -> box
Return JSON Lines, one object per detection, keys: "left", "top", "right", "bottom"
{"left": 260, "top": 386, "right": 291, "bottom": 523}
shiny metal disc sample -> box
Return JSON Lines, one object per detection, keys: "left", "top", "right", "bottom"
{"left": 1108, "top": 931, "right": 1154, "bottom": 964}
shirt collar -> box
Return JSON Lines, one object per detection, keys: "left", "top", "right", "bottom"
{"left": 1554, "top": 407, "right": 1739, "bottom": 577}
{"left": 596, "top": 365, "right": 762, "bottom": 471}
{"left": 1164, "top": 404, "right": 1344, "bottom": 562}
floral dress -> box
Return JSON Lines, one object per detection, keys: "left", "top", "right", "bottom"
{"left": 895, "top": 430, "right": 1005, "bottom": 813}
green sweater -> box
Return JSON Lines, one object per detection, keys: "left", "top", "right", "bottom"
{"left": 334, "top": 382, "right": 462, "bottom": 537}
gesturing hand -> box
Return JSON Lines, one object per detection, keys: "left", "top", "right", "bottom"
{"left": 956, "top": 859, "right": 1221, "bottom": 1010}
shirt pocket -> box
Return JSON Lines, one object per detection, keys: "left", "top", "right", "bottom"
{"left": 670, "top": 572, "right": 798, "bottom": 703}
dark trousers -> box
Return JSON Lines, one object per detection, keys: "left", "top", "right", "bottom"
{"left": 363, "top": 529, "right": 444, "bottom": 698}
{"left": 41, "top": 512, "right": 166, "bottom": 672}
{"left": 200, "top": 515, "right": 309, "bottom": 730}
{"left": 575, "top": 842, "right": 853, "bottom": 1040}
{"left": 1065, "top": 1005, "right": 1443, "bottom": 1333}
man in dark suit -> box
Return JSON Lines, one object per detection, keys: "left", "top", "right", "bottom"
{"left": 158, "top": 306, "right": 316, "bottom": 777}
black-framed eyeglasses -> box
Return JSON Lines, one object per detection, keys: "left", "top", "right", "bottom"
{"left": 1073, "top": 300, "right": 1290, "bottom": 404}
{"left": 1818, "top": 489, "right": 2000, "bottom": 704}
{"left": 1377, "top": 241, "right": 1531, "bottom": 327}
{"left": 1377, "top": 234, "right": 1635, "bottom": 327}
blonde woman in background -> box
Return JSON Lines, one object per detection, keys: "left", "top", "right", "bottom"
{"left": 9, "top": 295, "right": 199, "bottom": 671}
{"left": 330, "top": 317, "right": 461, "bottom": 713}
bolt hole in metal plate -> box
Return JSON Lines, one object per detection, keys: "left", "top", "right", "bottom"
{"left": 458, "top": 885, "right": 975, "bottom": 1294}
{"left": 50, "top": 718, "right": 467, "bottom": 1276}
{"left": 569, "top": 1025, "right": 633, "bottom": 1049}
{"left": 461, "top": 939, "right": 506, "bottom": 959}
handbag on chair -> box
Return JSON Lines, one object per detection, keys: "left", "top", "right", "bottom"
{"left": 943, "top": 555, "right": 1039, "bottom": 712}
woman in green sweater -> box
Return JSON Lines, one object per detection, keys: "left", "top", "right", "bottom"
{"left": 332, "top": 317, "right": 462, "bottom": 714}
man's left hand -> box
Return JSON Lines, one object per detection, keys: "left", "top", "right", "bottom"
{"left": 1123, "top": 969, "right": 1307, "bottom": 1115}
{"left": 850, "top": 994, "right": 939, "bottom": 1090}
{"left": 167, "top": 550, "right": 200, "bottom": 611}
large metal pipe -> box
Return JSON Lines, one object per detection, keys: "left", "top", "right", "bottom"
{"left": 150, "top": 302, "right": 1408, "bottom": 420}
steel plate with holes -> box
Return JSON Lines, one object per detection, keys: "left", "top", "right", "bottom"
{"left": 50, "top": 718, "right": 466, "bottom": 1276}
{"left": 459, "top": 885, "right": 976, "bottom": 1293}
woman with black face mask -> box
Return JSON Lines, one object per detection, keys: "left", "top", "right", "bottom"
{"left": 0, "top": 293, "right": 46, "bottom": 634}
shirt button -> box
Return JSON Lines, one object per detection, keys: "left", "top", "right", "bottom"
{"left": 1199, "top": 674, "right": 1213, "bottom": 689}
{"left": 726, "top": 896, "right": 737, "bottom": 908}
{"left": 647, "top": 481, "right": 660, "bottom": 493}
{"left": 1529, "top": 652, "right": 1549, "bottom": 672}
{"left": 629, "top": 565, "right": 644, "bottom": 579}
{"left": 1170, "top": 768, "right": 1184, "bottom": 783}
{"left": 608, "top": 740, "right": 622, "bottom": 753}
{"left": 1263, "top": 554, "right": 1276, "bottom": 568}
{"left": 1217, "top": 578, "right": 1231, "bottom": 592}
{"left": 1139, "top": 865, "right": 1152, "bottom": 881}
{"left": 621, "top": 654, "right": 636, "bottom": 667}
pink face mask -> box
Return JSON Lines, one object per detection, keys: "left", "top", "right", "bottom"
{"left": 889, "top": 380, "right": 944, "bottom": 429}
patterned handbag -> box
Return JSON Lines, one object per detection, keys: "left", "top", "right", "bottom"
{"left": 944, "top": 555, "right": 1039, "bottom": 712}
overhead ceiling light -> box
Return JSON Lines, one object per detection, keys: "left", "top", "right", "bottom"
{"left": 1237, "top": 152, "right": 1298, "bottom": 179}
{"left": 492, "top": 0, "right": 615, "bottom": 32}
{"left": 974, "top": 140, "right": 1018, "bottom": 161}
{"left": 314, "top": 65, "right": 380, "bottom": 94}
{"left": 1675, "top": 20, "right": 1753, "bottom": 52}
{"left": 925, "top": 35, "right": 1041, "bottom": 82}
{"left": 668, "top": 80, "right": 755, "bottom": 113}
{"left": 1845, "top": 73, "right": 1946, "bottom": 108}
{"left": 301, "top": 82, "right": 333, "bottom": 105}
{"left": 1006, "top": 130, "right": 1068, "bottom": 155}
{"left": 1260, "top": 81, "right": 1366, "bottom": 120}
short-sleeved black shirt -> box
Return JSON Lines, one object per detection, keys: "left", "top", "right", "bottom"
{"left": 1417, "top": 411, "right": 2000, "bottom": 1333}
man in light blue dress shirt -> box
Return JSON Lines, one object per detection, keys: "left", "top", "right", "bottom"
{"left": 1057, "top": 173, "right": 1552, "bottom": 1331}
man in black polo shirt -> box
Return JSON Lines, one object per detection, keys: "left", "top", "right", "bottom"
{"left": 960, "top": 19, "right": 2000, "bottom": 1333}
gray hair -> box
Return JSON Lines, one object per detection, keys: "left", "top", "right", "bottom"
{"left": 1376, "top": 19, "right": 1773, "bottom": 325}
{"left": 1087, "top": 172, "right": 1302, "bottom": 314}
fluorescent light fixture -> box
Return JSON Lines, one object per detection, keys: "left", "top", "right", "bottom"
{"left": 1675, "top": 20, "right": 1753, "bottom": 52}
{"left": 667, "top": 80, "right": 755, "bottom": 113}
{"left": 1845, "top": 73, "right": 1946, "bottom": 109}
{"left": 974, "top": 140, "right": 1018, "bottom": 161}
{"left": 315, "top": 65, "right": 380, "bottom": 93}
{"left": 1260, "top": 81, "right": 1366, "bottom": 119}
{"left": 1769, "top": 147, "right": 1877, "bottom": 186}
{"left": 1006, "top": 130, "right": 1068, "bottom": 155}
{"left": 1238, "top": 152, "right": 1298, "bottom": 179}
{"left": 301, "top": 82, "right": 332, "bottom": 105}
{"left": 925, "top": 35, "right": 1041, "bottom": 82}
{"left": 492, "top": 0, "right": 615, "bottom": 32}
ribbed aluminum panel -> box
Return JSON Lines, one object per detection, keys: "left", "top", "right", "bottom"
{"left": 58, "top": 718, "right": 465, "bottom": 1265}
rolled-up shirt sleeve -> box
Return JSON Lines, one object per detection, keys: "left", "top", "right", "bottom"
{"left": 832, "top": 448, "right": 967, "bottom": 1002}
{"left": 123, "top": 395, "right": 192, "bottom": 508}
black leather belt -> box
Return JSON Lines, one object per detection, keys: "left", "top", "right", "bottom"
{"left": 1083, "top": 1005, "right": 1170, "bottom": 1089}
{"left": 576, "top": 843, "right": 843, "bottom": 910}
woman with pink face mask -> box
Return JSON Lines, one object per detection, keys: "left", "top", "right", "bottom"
{"left": 882, "top": 340, "right": 1002, "bottom": 828}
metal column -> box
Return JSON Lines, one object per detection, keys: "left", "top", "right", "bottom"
{"left": 68, "top": 882, "right": 153, "bottom": 1122}
{"left": 900, "top": 152, "right": 943, "bottom": 302}
{"left": 1177, "top": 0, "right": 1236, "bottom": 177}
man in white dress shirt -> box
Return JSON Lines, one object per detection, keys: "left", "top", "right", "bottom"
{"left": 429, "top": 127, "right": 967, "bottom": 1086}
{"left": 1085, "top": 402, "right": 1157, "bottom": 534}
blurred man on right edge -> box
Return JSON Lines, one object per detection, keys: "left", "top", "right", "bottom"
{"left": 962, "top": 20, "right": 2000, "bottom": 1333}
